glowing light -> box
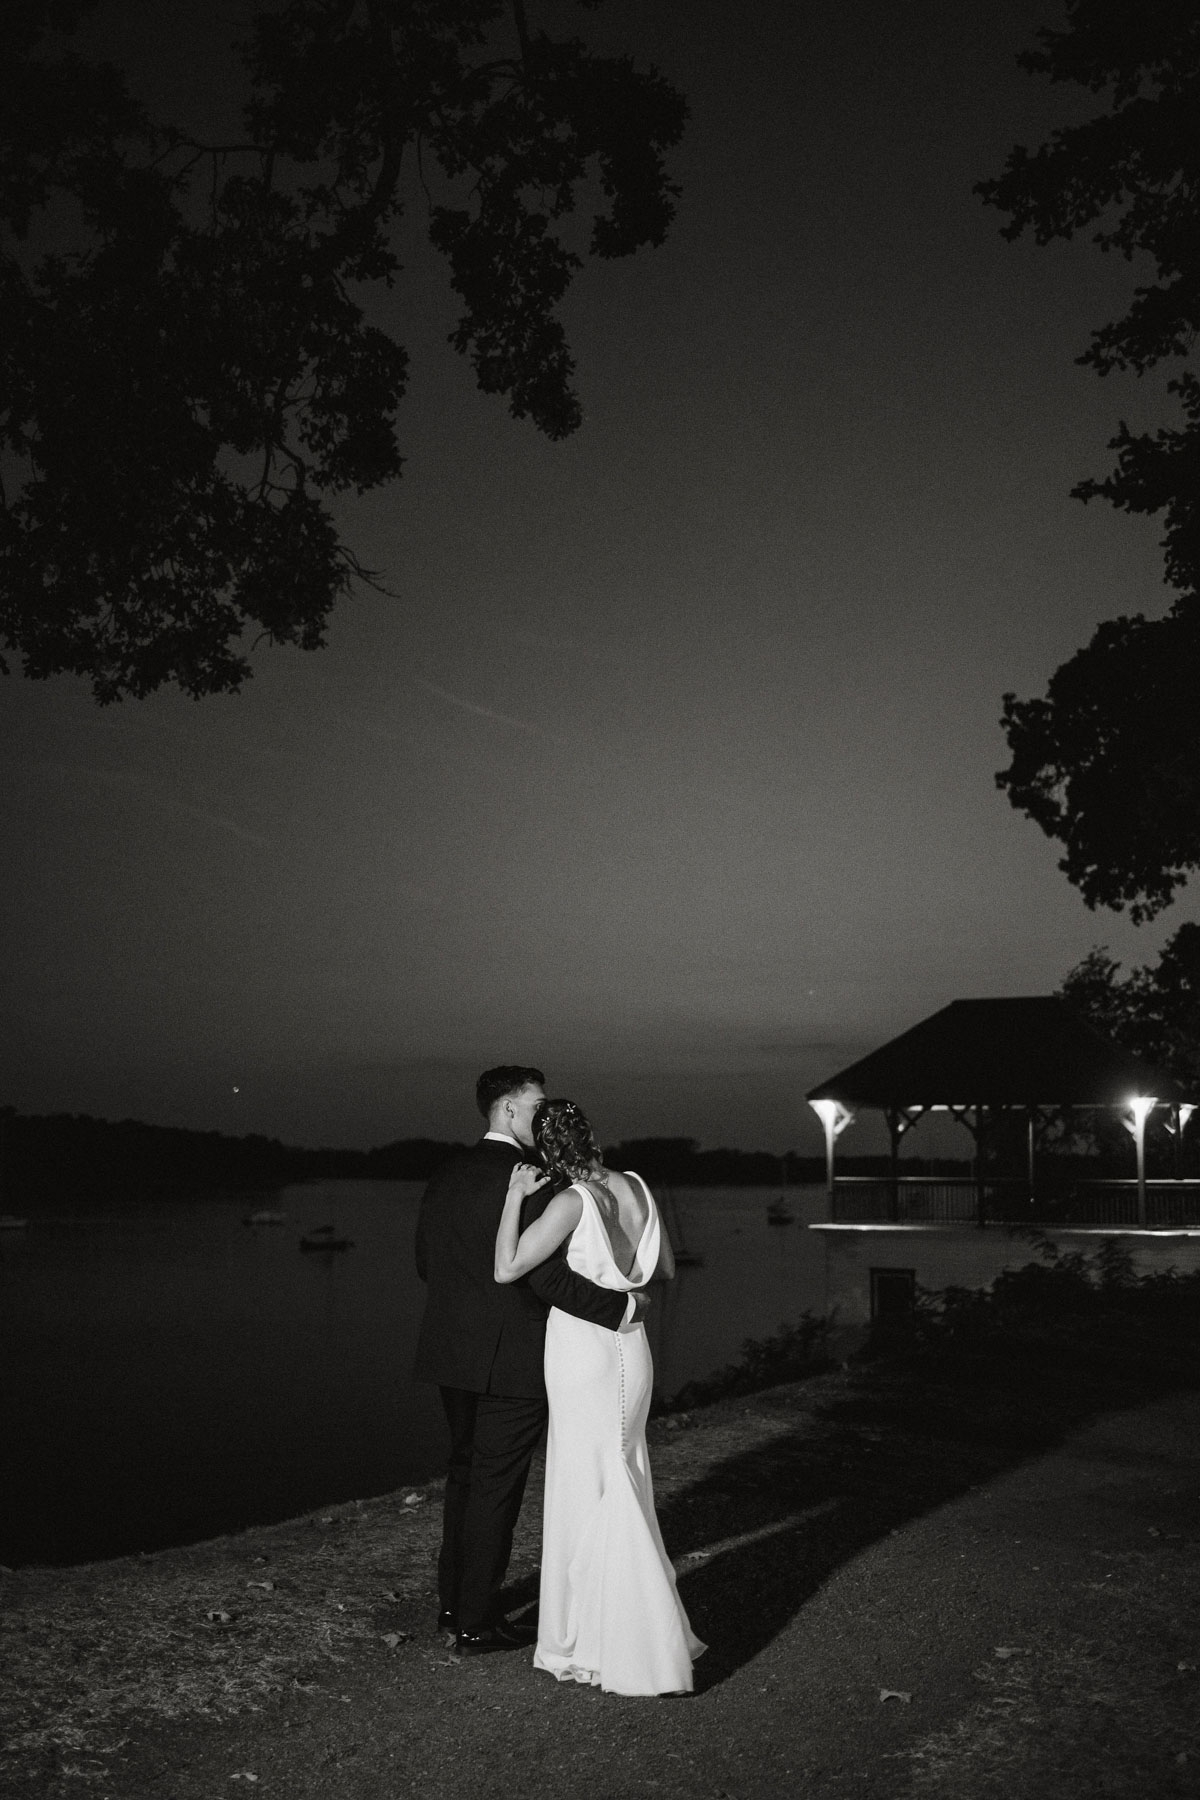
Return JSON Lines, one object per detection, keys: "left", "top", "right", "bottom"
{"left": 1122, "top": 1094, "right": 1158, "bottom": 1137}
{"left": 811, "top": 1097, "right": 855, "bottom": 1202}
{"left": 809, "top": 1098, "right": 854, "bottom": 1138}
{"left": 1121, "top": 1094, "right": 1156, "bottom": 1135}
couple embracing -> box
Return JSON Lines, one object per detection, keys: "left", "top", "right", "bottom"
{"left": 413, "top": 1065, "right": 705, "bottom": 1696}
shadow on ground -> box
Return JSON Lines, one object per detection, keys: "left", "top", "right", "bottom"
{"left": 500, "top": 1351, "right": 1190, "bottom": 1694}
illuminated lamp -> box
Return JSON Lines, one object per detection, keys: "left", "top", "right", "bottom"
{"left": 809, "top": 1097, "right": 855, "bottom": 1201}
{"left": 1121, "top": 1095, "right": 1156, "bottom": 1226}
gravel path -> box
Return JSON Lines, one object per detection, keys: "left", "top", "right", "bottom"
{"left": 6, "top": 1375, "right": 1199, "bottom": 1798}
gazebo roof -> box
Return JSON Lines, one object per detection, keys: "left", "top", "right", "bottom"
{"left": 806, "top": 996, "right": 1187, "bottom": 1110}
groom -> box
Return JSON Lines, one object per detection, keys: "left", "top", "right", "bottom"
{"left": 414, "top": 1065, "right": 641, "bottom": 1655}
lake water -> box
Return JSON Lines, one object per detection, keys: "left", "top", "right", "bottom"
{"left": 0, "top": 1181, "right": 829, "bottom": 1567}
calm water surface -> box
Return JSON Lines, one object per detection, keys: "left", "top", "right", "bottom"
{"left": 1, "top": 1181, "right": 828, "bottom": 1566}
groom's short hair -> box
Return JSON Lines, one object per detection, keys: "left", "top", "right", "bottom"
{"left": 476, "top": 1065, "right": 545, "bottom": 1119}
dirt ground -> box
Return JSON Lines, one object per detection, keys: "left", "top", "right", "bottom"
{"left": 4, "top": 1363, "right": 1199, "bottom": 1799}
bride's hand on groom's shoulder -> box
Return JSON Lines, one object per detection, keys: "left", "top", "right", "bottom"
{"left": 507, "top": 1162, "right": 548, "bottom": 1200}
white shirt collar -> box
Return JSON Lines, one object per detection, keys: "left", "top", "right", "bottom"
{"left": 484, "top": 1130, "right": 522, "bottom": 1148}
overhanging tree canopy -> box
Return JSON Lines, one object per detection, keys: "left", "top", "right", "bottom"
{"left": 0, "top": 0, "right": 687, "bottom": 701}
{"left": 978, "top": 0, "right": 1200, "bottom": 920}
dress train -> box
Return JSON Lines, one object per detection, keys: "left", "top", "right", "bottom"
{"left": 534, "top": 1178, "right": 704, "bottom": 1695}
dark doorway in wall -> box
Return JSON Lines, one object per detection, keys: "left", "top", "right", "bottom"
{"left": 870, "top": 1267, "right": 916, "bottom": 1322}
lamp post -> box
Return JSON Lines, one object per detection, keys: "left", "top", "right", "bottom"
{"left": 1161, "top": 1102, "right": 1196, "bottom": 1179}
{"left": 1123, "top": 1096, "right": 1156, "bottom": 1227}
{"left": 1172, "top": 1103, "right": 1197, "bottom": 1182}
{"left": 810, "top": 1098, "right": 854, "bottom": 1213}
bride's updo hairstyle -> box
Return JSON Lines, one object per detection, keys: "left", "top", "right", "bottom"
{"left": 533, "top": 1098, "right": 601, "bottom": 1184}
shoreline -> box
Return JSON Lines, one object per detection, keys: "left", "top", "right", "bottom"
{"left": 5, "top": 1347, "right": 1200, "bottom": 1797}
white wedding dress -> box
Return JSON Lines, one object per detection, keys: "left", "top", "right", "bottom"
{"left": 534, "top": 1172, "right": 705, "bottom": 1696}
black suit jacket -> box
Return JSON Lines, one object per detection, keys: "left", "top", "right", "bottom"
{"left": 413, "top": 1138, "right": 629, "bottom": 1397}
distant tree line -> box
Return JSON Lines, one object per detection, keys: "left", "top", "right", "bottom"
{"left": 0, "top": 1109, "right": 466, "bottom": 1208}
{"left": 602, "top": 1139, "right": 969, "bottom": 1186}
{"left": 0, "top": 1111, "right": 978, "bottom": 1209}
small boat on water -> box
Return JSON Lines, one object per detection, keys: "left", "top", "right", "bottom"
{"left": 299, "top": 1224, "right": 354, "bottom": 1253}
{"left": 766, "top": 1197, "right": 795, "bottom": 1225}
{"left": 0, "top": 1214, "right": 29, "bottom": 1231}
{"left": 244, "top": 1209, "right": 287, "bottom": 1226}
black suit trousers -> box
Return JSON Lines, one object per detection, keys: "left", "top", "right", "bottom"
{"left": 438, "top": 1386, "right": 548, "bottom": 1631}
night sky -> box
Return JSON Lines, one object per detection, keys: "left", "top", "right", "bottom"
{"left": 3, "top": 0, "right": 1193, "bottom": 1155}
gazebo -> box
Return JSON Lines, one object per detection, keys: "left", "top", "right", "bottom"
{"left": 806, "top": 997, "right": 1196, "bottom": 1229}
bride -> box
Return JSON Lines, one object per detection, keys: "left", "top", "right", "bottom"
{"left": 494, "top": 1098, "right": 705, "bottom": 1696}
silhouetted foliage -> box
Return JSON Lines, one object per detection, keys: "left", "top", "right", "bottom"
{"left": 0, "top": 1, "right": 686, "bottom": 701}
{"left": 656, "top": 1313, "right": 832, "bottom": 1414}
{"left": 956, "top": 935, "right": 1200, "bottom": 1169}
{"left": 897, "top": 1239, "right": 1200, "bottom": 1393}
{"left": 1059, "top": 924, "right": 1200, "bottom": 1090}
{"left": 979, "top": 0, "right": 1200, "bottom": 919}
{"left": 657, "top": 1237, "right": 1200, "bottom": 1423}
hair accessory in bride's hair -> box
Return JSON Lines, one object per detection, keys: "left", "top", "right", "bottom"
{"left": 533, "top": 1097, "right": 600, "bottom": 1181}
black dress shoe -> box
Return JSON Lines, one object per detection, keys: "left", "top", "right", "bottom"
{"left": 455, "top": 1619, "right": 534, "bottom": 1655}
{"left": 437, "top": 1608, "right": 457, "bottom": 1633}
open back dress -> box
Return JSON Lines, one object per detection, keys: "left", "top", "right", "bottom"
{"left": 533, "top": 1172, "right": 705, "bottom": 1695}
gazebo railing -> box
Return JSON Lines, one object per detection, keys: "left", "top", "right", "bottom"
{"left": 829, "top": 1175, "right": 1200, "bottom": 1229}
{"left": 831, "top": 1177, "right": 978, "bottom": 1224}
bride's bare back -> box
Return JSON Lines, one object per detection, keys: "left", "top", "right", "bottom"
{"left": 580, "top": 1167, "right": 649, "bottom": 1276}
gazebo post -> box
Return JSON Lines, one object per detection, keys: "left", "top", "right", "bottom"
{"left": 947, "top": 1103, "right": 984, "bottom": 1225}
{"left": 1123, "top": 1097, "right": 1155, "bottom": 1227}
{"left": 883, "top": 1108, "right": 924, "bottom": 1222}
{"left": 885, "top": 1108, "right": 901, "bottom": 1223}
{"left": 823, "top": 1105, "right": 839, "bottom": 1208}
{"left": 807, "top": 998, "right": 1190, "bottom": 1231}
{"left": 1169, "top": 1104, "right": 1196, "bottom": 1181}
{"left": 809, "top": 1099, "right": 853, "bottom": 1217}
{"left": 1182, "top": 1106, "right": 1196, "bottom": 1182}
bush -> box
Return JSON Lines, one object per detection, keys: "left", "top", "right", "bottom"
{"left": 875, "top": 1242, "right": 1200, "bottom": 1393}
{"left": 656, "top": 1312, "right": 833, "bottom": 1414}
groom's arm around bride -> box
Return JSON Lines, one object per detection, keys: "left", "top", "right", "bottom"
{"left": 412, "top": 1066, "right": 637, "bottom": 1653}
